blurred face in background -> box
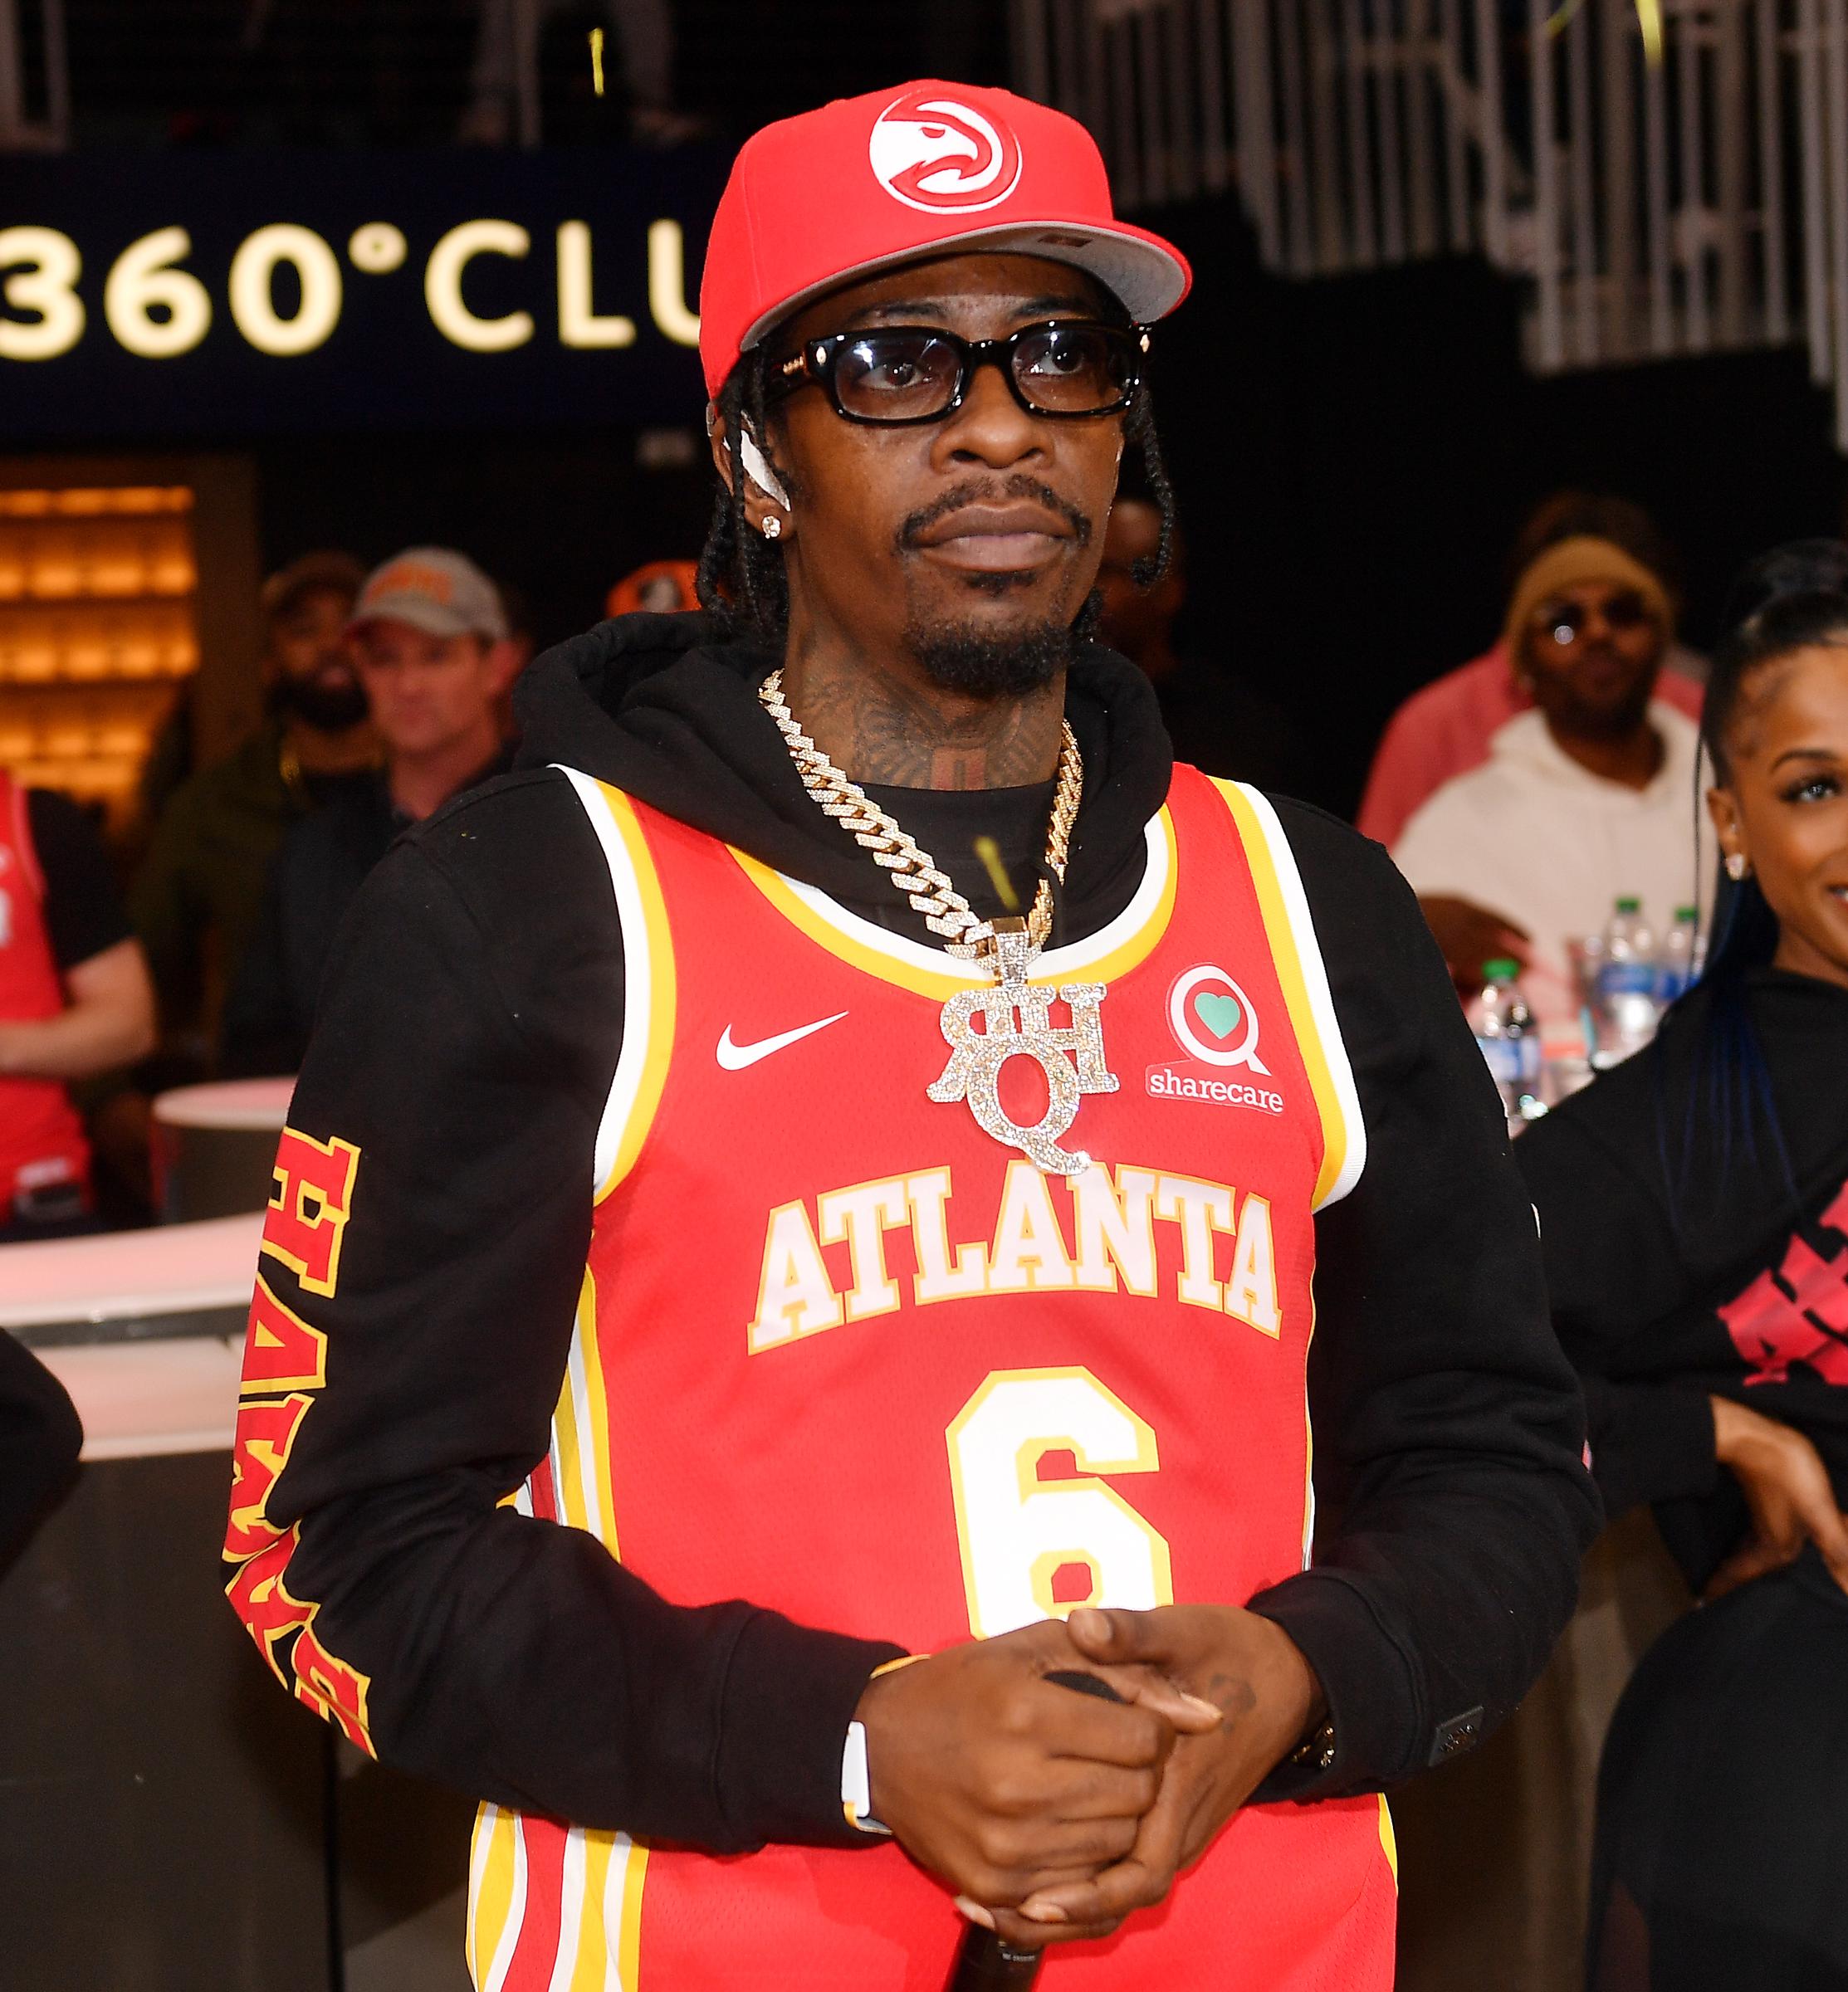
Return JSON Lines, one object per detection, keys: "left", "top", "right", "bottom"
{"left": 1709, "top": 640, "right": 1848, "bottom": 989}
{"left": 350, "top": 619, "right": 506, "bottom": 761}
{"left": 266, "top": 585, "right": 368, "bottom": 730}
{"left": 1518, "top": 579, "right": 1665, "bottom": 742}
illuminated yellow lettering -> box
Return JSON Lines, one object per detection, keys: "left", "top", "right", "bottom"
{"left": 646, "top": 218, "right": 700, "bottom": 346}
{"left": 229, "top": 224, "right": 342, "bottom": 357}
{"left": 105, "top": 227, "right": 212, "bottom": 359}
{"left": 0, "top": 227, "right": 85, "bottom": 360}
{"left": 425, "top": 220, "right": 533, "bottom": 353}
{"left": 555, "top": 221, "right": 635, "bottom": 349}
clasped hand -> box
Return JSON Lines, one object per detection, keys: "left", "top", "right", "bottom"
{"left": 853, "top": 1603, "right": 1321, "bottom": 1950}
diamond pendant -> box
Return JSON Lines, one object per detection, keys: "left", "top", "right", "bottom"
{"left": 927, "top": 919, "right": 1119, "bottom": 1176}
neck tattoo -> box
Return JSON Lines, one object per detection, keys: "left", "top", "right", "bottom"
{"left": 759, "top": 668, "right": 1119, "bottom": 1175}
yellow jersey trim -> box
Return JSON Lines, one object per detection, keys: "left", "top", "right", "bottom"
{"left": 1378, "top": 1793, "right": 1399, "bottom": 1886}
{"left": 730, "top": 808, "right": 1179, "bottom": 1000}
{"left": 1208, "top": 780, "right": 1366, "bottom": 1209}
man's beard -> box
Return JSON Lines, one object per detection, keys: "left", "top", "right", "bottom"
{"left": 894, "top": 475, "right": 1090, "bottom": 698}
{"left": 902, "top": 614, "right": 1073, "bottom": 699}
{"left": 271, "top": 666, "right": 369, "bottom": 732}
{"left": 1557, "top": 658, "right": 1659, "bottom": 742}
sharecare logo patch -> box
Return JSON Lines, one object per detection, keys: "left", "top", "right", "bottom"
{"left": 1166, "top": 964, "right": 1270, "bottom": 1074}
{"left": 1146, "top": 1065, "right": 1285, "bottom": 1116}
{"left": 868, "top": 91, "right": 1025, "bottom": 213}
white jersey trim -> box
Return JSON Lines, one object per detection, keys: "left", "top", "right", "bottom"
{"left": 554, "top": 765, "right": 656, "bottom": 1197}
{"left": 1229, "top": 783, "right": 1369, "bottom": 1208}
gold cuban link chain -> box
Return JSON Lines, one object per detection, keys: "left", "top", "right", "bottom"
{"left": 756, "top": 667, "right": 1082, "bottom": 961}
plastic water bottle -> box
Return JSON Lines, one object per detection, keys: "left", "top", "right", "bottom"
{"left": 1655, "top": 905, "right": 1700, "bottom": 1004}
{"left": 1595, "top": 896, "right": 1660, "bottom": 1059}
{"left": 1474, "top": 959, "right": 1543, "bottom": 1125}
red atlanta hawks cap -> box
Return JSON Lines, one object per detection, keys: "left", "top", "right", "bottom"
{"left": 697, "top": 81, "right": 1193, "bottom": 398}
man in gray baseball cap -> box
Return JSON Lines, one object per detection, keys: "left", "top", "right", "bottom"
{"left": 345, "top": 546, "right": 511, "bottom": 647}
{"left": 222, "top": 549, "right": 519, "bottom": 1074}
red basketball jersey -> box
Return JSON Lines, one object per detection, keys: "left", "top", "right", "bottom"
{"left": 468, "top": 764, "right": 1397, "bottom": 1992}
{"left": 0, "top": 772, "right": 90, "bottom": 1211}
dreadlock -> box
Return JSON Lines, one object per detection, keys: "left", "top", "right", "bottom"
{"left": 695, "top": 349, "right": 1178, "bottom": 651}
{"left": 695, "top": 345, "right": 791, "bottom": 649}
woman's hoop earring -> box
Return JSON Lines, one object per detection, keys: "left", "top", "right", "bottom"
{"left": 761, "top": 515, "right": 782, "bottom": 541}
{"left": 1725, "top": 852, "right": 1748, "bottom": 882}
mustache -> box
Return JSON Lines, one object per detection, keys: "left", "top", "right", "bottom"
{"left": 896, "top": 476, "right": 1093, "bottom": 552}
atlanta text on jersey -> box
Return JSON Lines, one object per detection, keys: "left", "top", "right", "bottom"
{"left": 749, "top": 1159, "right": 1283, "bottom": 1354}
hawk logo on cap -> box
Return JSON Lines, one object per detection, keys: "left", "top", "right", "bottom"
{"left": 868, "top": 90, "right": 1024, "bottom": 214}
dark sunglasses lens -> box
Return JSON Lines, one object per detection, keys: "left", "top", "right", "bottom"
{"left": 1013, "top": 326, "right": 1136, "bottom": 413}
{"left": 1602, "top": 591, "right": 1649, "bottom": 628}
{"left": 832, "top": 332, "right": 961, "bottom": 419}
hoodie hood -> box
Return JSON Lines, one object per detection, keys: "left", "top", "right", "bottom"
{"left": 513, "top": 611, "right": 1173, "bottom": 930}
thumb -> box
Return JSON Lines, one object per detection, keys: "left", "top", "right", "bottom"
{"left": 1067, "top": 1607, "right": 1150, "bottom": 1662}
{"left": 1802, "top": 1499, "right": 1848, "bottom": 1595}
{"left": 1066, "top": 1609, "right": 1221, "bottom": 1733}
{"left": 1704, "top": 1540, "right": 1776, "bottom": 1603}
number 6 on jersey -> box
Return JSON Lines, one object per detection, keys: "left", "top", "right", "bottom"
{"left": 946, "top": 1367, "right": 1174, "bottom": 1638}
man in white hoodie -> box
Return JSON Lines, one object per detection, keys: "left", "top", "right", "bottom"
{"left": 1392, "top": 534, "right": 1704, "bottom": 1026}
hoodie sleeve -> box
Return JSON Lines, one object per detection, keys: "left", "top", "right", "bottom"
{"left": 0, "top": 1330, "right": 82, "bottom": 1570}
{"left": 1513, "top": 1077, "right": 1721, "bottom": 1519}
{"left": 223, "top": 772, "right": 902, "bottom": 1849}
{"left": 1244, "top": 803, "right": 1601, "bottom": 1797}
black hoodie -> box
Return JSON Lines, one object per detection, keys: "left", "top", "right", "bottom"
{"left": 241, "top": 613, "right": 1597, "bottom": 1850}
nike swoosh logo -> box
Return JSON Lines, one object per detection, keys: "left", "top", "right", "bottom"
{"left": 716, "top": 1011, "right": 849, "bottom": 1072}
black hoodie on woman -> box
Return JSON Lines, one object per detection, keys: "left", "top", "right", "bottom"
{"left": 1517, "top": 969, "right": 1848, "bottom": 1592}
{"left": 239, "top": 613, "right": 1597, "bottom": 1848}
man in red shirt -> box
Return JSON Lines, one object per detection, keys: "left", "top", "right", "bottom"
{"left": 0, "top": 772, "right": 155, "bottom": 1240}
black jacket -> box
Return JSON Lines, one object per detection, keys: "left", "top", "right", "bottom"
{"left": 221, "top": 750, "right": 514, "bottom": 1078}
{"left": 1517, "top": 969, "right": 1848, "bottom": 1591}
{"left": 242, "top": 612, "right": 1597, "bottom": 1848}
{"left": 0, "top": 1331, "right": 82, "bottom": 1572}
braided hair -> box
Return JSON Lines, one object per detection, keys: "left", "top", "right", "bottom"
{"left": 695, "top": 339, "right": 1178, "bottom": 652}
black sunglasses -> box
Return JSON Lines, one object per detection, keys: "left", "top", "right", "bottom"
{"left": 769, "top": 320, "right": 1151, "bottom": 426}
{"left": 1536, "top": 590, "right": 1654, "bottom": 646}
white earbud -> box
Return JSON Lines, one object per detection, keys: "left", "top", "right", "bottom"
{"left": 740, "top": 426, "right": 791, "bottom": 512}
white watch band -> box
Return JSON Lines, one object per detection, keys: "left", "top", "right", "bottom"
{"left": 840, "top": 1720, "right": 889, "bottom": 1835}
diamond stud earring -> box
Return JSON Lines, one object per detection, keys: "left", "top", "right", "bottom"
{"left": 761, "top": 515, "right": 782, "bottom": 541}
{"left": 1725, "top": 852, "right": 1748, "bottom": 881}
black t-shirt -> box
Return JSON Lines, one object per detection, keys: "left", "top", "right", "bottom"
{"left": 1516, "top": 969, "right": 1848, "bottom": 1587}
{"left": 23, "top": 789, "right": 131, "bottom": 971}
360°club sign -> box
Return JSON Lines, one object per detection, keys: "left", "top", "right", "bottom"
{"left": 0, "top": 215, "right": 700, "bottom": 364}
{"left": 0, "top": 149, "right": 723, "bottom": 437}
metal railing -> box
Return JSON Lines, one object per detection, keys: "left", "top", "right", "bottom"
{"left": 1012, "top": 0, "right": 1848, "bottom": 448}
{"left": 0, "top": 0, "right": 68, "bottom": 150}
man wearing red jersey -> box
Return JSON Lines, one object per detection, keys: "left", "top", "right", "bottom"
{"left": 227, "top": 84, "right": 1597, "bottom": 1987}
